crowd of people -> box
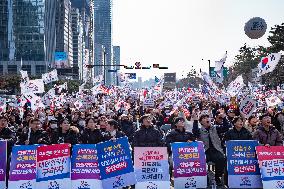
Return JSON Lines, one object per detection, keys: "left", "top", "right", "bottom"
{"left": 0, "top": 91, "right": 284, "bottom": 188}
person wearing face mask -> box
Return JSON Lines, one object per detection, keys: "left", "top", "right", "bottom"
{"left": 81, "top": 117, "right": 104, "bottom": 144}
{"left": 253, "top": 114, "right": 283, "bottom": 146}
{"left": 223, "top": 116, "right": 252, "bottom": 141}
{"left": 192, "top": 109, "right": 231, "bottom": 187}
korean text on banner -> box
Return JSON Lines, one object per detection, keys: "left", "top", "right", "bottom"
{"left": 256, "top": 146, "right": 284, "bottom": 189}
{"left": 144, "top": 98, "right": 155, "bottom": 107}
{"left": 71, "top": 144, "right": 103, "bottom": 189}
{"left": 0, "top": 141, "right": 6, "bottom": 189}
{"left": 240, "top": 96, "right": 257, "bottom": 118}
{"left": 134, "top": 147, "right": 170, "bottom": 189}
{"left": 96, "top": 137, "right": 137, "bottom": 189}
{"left": 36, "top": 144, "right": 71, "bottom": 189}
{"left": 171, "top": 141, "right": 207, "bottom": 189}
{"left": 9, "top": 145, "right": 37, "bottom": 189}
{"left": 226, "top": 140, "right": 262, "bottom": 188}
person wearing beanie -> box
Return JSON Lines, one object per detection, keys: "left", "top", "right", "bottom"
{"left": 132, "top": 114, "right": 163, "bottom": 147}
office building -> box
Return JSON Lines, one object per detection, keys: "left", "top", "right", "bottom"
{"left": 112, "top": 46, "right": 120, "bottom": 85}
{"left": 0, "top": 0, "right": 47, "bottom": 75}
{"left": 94, "top": 0, "right": 112, "bottom": 85}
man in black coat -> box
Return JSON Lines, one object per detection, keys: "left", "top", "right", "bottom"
{"left": 166, "top": 117, "right": 195, "bottom": 153}
{"left": 0, "top": 115, "right": 16, "bottom": 154}
{"left": 17, "top": 118, "right": 49, "bottom": 145}
{"left": 132, "top": 114, "right": 163, "bottom": 147}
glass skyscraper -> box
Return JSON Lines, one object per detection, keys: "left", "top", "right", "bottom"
{"left": 0, "top": 0, "right": 47, "bottom": 75}
{"left": 94, "top": 0, "right": 112, "bottom": 85}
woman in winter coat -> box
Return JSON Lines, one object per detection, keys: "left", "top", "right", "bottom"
{"left": 50, "top": 118, "right": 79, "bottom": 145}
{"left": 104, "top": 119, "right": 125, "bottom": 141}
{"left": 80, "top": 117, "right": 104, "bottom": 144}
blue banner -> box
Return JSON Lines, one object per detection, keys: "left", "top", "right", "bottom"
{"left": 96, "top": 137, "right": 137, "bottom": 189}
{"left": 226, "top": 140, "right": 262, "bottom": 188}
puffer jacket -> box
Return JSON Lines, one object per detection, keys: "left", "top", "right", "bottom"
{"left": 253, "top": 125, "right": 283, "bottom": 146}
{"left": 17, "top": 129, "right": 49, "bottom": 145}
{"left": 80, "top": 128, "right": 104, "bottom": 144}
{"left": 132, "top": 125, "right": 163, "bottom": 147}
{"left": 165, "top": 128, "right": 195, "bottom": 152}
{"left": 223, "top": 126, "right": 252, "bottom": 141}
{"left": 50, "top": 128, "right": 79, "bottom": 145}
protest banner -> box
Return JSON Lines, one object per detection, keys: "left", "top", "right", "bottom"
{"left": 21, "top": 79, "right": 45, "bottom": 94}
{"left": 143, "top": 98, "right": 155, "bottom": 107}
{"left": 42, "top": 70, "right": 59, "bottom": 84}
{"left": 96, "top": 137, "right": 137, "bottom": 189}
{"left": 36, "top": 144, "right": 71, "bottom": 189}
{"left": 256, "top": 146, "right": 284, "bottom": 189}
{"left": 171, "top": 141, "right": 207, "bottom": 189}
{"left": 9, "top": 145, "right": 37, "bottom": 189}
{"left": 134, "top": 147, "right": 170, "bottom": 189}
{"left": 0, "top": 141, "right": 6, "bottom": 189}
{"left": 71, "top": 144, "right": 103, "bottom": 189}
{"left": 239, "top": 96, "right": 257, "bottom": 118}
{"left": 226, "top": 140, "right": 262, "bottom": 188}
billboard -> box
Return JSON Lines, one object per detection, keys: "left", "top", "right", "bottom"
{"left": 53, "top": 52, "right": 69, "bottom": 68}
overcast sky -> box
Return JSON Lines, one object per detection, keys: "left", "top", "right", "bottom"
{"left": 112, "top": 0, "right": 284, "bottom": 81}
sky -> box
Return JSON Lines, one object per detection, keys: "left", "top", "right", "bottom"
{"left": 112, "top": 0, "right": 284, "bottom": 81}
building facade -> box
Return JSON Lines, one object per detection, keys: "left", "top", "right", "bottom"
{"left": 71, "top": 8, "right": 83, "bottom": 79}
{"left": 0, "top": 0, "right": 47, "bottom": 75}
{"left": 55, "top": 0, "right": 73, "bottom": 67}
{"left": 112, "top": 46, "right": 120, "bottom": 85}
{"left": 94, "top": 0, "right": 112, "bottom": 85}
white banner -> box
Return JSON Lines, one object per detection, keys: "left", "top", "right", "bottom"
{"left": 240, "top": 96, "right": 257, "bottom": 118}
{"left": 21, "top": 79, "right": 45, "bottom": 94}
{"left": 265, "top": 95, "right": 282, "bottom": 107}
{"left": 227, "top": 75, "right": 244, "bottom": 97}
{"left": 42, "top": 70, "right": 58, "bottom": 84}
{"left": 144, "top": 98, "right": 155, "bottom": 107}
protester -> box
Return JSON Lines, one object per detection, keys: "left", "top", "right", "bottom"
{"left": 244, "top": 115, "right": 259, "bottom": 134}
{"left": 50, "top": 118, "right": 79, "bottom": 145}
{"left": 17, "top": 118, "right": 49, "bottom": 145}
{"left": 165, "top": 117, "right": 195, "bottom": 153}
{"left": 223, "top": 116, "right": 252, "bottom": 141}
{"left": 192, "top": 109, "right": 231, "bottom": 186}
{"left": 132, "top": 114, "right": 163, "bottom": 147}
{"left": 104, "top": 119, "right": 125, "bottom": 140}
{"left": 253, "top": 114, "right": 283, "bottom": 146}
{"left": 80, "top": 117, "right": 104, "bottom": 144}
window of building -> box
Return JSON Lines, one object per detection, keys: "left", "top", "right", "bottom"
{"left": 22, "top": 65, "right": 31, "bottom": 75}
{"left": 0, "top": 65, "right": 3, "bottom": 75}
{"left": 35, "top": 65, "right": 46, "bottom": 75}
{"left": 7, "top": 65, "right": 17, "bottom": 74}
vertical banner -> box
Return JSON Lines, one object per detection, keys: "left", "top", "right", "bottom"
{"left": 256, "top": 146, "right": 284, "bottom": 189}
{"left": 9, "top": 145, "right": 37, "bottom": 189}
{"left": 71, "top": 144, "right": 103, "bottom": 189}
{"left": 96, "top": 137, "right": 137, "bottom": 189}
{"left": 171, "top": 142, "right": 207, "bottom": 189}
{"left": 226, "top": 140, "right": 262, "bottom": 188}
{"left": 134, "top": 147, "right": 170, "bottom": 189}
{"left": 0, "top": 141, "right": 7, "bottom": 189}
{"left": 36, "top": 144, "right": 71, "bottom": 189}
